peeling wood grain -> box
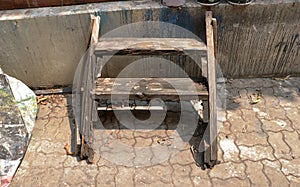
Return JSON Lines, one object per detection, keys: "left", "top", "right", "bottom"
{"left": 92, "top": 78, "right": 208, "bottom": 100}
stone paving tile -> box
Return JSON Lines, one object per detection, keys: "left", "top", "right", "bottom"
{"left": 42, "top": 117, "right": 63, "bottom": 140}
{"left": 211, "top": 177, "right": 251, "bottom": 187}
{"left": 55, "top": 117, "right": 73, "bottom": 141}
{"left": 278, "top": 97, "right": 299, "bottom": 108}
{"left": 287, "top": 175, "right": 300, "bottom": 187}
{"left": 228, "top": 88, "right": 253, "bottom": 110}
{"left": 260, "top": 118, "right": 294, "bottom": 132}
{"left": 115, "top": 166, "right": 135, "bottom": 187}
{"left": 135, "top": 164, "right": 173, "bottom": 185}
{"left": 63, "top": 167, "right": 91, "bottom": 186}
{"left": 227, "top": 109, "right": 264, "bottom": 134}
{"left": 260, "top": 106, "right": 288, "bottom": 121}
{"left": 235, "top": 131, "right": 268, "bottom": 146}
{"left": 10, "top": 78, "right": 300, "bottom": 186}
{"left": 134, "top": 137, "right": 154, "bottom": 147}
{"left": 217, "top": 137, "right": 225, "bottom": 163}
{"left": 261, "top": 160, "right": 290, "bottom": 186}
{"left": 273, "top": 84, "right": 297, "bottom": 97}
{"left": 219, "top": 134, "right": 240, "bottom": 162}
{"left": 15, "top": 167, "right": 44, "bottom": 187}
{"left": 37, "top": 104, "right": 52, "bottom": 120}
{"left": 239, "top": 145, "right": 276, "bottom": 161}
{"left": 209, "top": 162, "right": 246, "bottom": 180}
{"left": 30, "top": 153, "right": 66, "bottom": 169}
{"left": 219, "top": 121, "right": 231, "bottom": 135}
{"left": 43, "top": 167, "right": 65, "bottom": 187}
{"left": 282, "top": 131, "right": 300, "bottom": 158}
{"left": 285, "top": 107, "right": 300, "bottom": 130}
{"left": 36, "top": 139, "right": 66, "bottom": 155}
{"left": 288, "top": 77, "right": 300, "bottom": 88}
{"left": 96, "top": 166, "right": 116, "bottom": 187}
{"left": 261, "top": 87, "right": 280, "bottom": 108}
{"left": 244, "top": 161, "right": 269, "bottom": 186}
{"left": 169, "top": 149, "right": 194, "bottom": 165}
{"left": 280, "top": 158, "right": 300, "bottom": 177}
{"left": 190, "top": 164, "right": 211, "bottom": 186}
{"left": 268, "top": 131, "right": 293, "bottom": 160}
{"left": 171, "top": 164, "right": 193, "bottom": 187}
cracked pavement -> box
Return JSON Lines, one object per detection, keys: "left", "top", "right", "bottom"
{"left": 10, "top": 78, "right": 300, "bottom": 186}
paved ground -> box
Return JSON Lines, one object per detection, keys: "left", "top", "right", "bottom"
{"left": 11, "top": 78, "right": 300, "bottom": 187}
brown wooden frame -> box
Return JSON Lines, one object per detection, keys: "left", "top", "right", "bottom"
{"left": 79, "top": 11, "right": 219, "bottom": 168}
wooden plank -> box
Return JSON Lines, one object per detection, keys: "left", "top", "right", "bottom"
{"left": 94, "top": 38, "right": 207, "bottom": 56}
{"left": 205, "top": 11, "right": 218, "bottom": 163}
{"left": 202, "top": 100, "right": 209, "bottom": 123}
{"left": 79, "top": 15, "right": 100, "bottom": 163}
{"left": 33, "top": 86, "right": 72, "bottom": 95}
{"left": 212, "top": 18, "right": 217, "bottom": 58}
{"left": 90, "top": 15, "right": 101, "bottom": 122}
{"left": 201, "top": 56, "right": 208, "bottom": 78}
{"left": 97, "top": 105, "right": 164, "bottom": 110}
{"left": 90, "top": 15, "right": 101, "bottom": 46}
{"left": 92, "top": 78, "right": 208, "bottom": 100}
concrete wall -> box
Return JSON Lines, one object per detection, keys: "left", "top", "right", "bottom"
{"left": 0, "top": 1, "right": 299, "bottom": 88}
{"left": 0, "top": 0, "right": 121, "bottom": 10}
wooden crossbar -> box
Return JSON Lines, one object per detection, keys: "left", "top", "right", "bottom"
{"left": 94, "top": 38, "right": 207, "bottom": 56}
{"left": 92, "top": 78, "right": 208, "bottom": 101}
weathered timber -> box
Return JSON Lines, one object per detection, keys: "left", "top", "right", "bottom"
{"left": 205, "top": 11, "right": 218, "bottom": 166}
{"left": 92, "top": 78, "right": 208, "bottom": 100}
{"left": 78, "top": 15, "right": 101, "bottom": 163}
{"left": 97, "top": 105, "right": 164, "bottom": 111}
{"left": 95, "top": 38, "right": 207, "bottom": 56}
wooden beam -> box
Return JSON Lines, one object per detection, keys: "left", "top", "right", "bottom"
{"left": 78, "top": 14, "right": 101, "bottom": 163}
{"left": 90, "top": 15, "right": 101, "bottom": 46}
{"left": 92, "top": 78, "right": 208, "bottom": 101}
{"left": 205, "top": 11, "right": 218, "bottom": 164}
{"left": 95, "top": 38, "right": 207, "bottom": 56}
{"left": 97, "top": 105, "right": 164, "bottom": 111}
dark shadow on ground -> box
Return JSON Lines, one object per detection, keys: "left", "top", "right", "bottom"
{"left": 65, "top": 95, "right": 85, "bottom": 162}
{"left": 222, "top": 78, "right": 300, "bottom": 111}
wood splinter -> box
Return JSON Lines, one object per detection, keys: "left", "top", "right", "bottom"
{"left": 64, "top": 143, "right": 76, "bottom": 156}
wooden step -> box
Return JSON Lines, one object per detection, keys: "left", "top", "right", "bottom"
{"left": 97, "top": 105, "right": 165, "bottom": 111}
{"left": 92, "top": 78, "right": 208, "bottom": 101}
{"left": 94, "top": 38, "right": 207, "bottom": 56}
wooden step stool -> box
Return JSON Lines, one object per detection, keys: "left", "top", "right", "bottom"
{"left": 78, "top": 11, "right": 218, "bottom": 169}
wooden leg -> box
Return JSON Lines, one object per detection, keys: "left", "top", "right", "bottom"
{"left": 205, "top": 11, "right": 219, "bottom": 168}
{"left": 196, "top": 10, "right": 219, "bottom": 168}
{"left": 79, "top": 133, "right": 95, "bottom": 164}
{"left": 202, "top": 100, "right": 209, "bottom": 123}
{"left": 194, "top": 99, "right": 219, "bottom": 169}
{"left": 78, "top": 15, "right": 100, "bottom": 164}
{"left": 203, "top": 99, "right": 218, "bottom": 168}
{"left": 191, "top": 100, "right": 208, "bottom": 169}
{"left": 189, "top": 120, "right": 205, "bottom": 170}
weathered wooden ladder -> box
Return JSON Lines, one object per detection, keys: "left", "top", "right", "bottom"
{"left": 78, "top": 11, "right": 218, "bottom": 169}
